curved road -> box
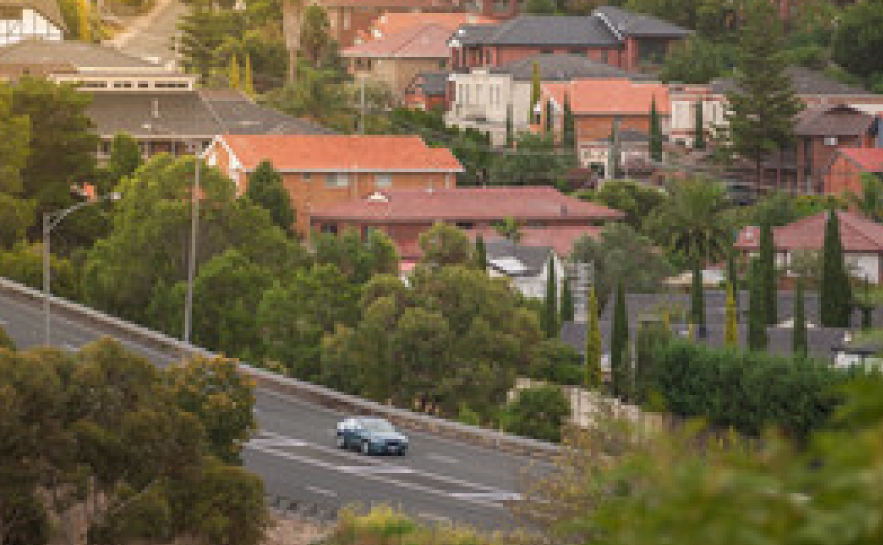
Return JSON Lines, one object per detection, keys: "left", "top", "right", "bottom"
{"left": 0, "top": 288, "right": 546, "bottom": 529}
{"left": 107, "top": 0, "right": 188, "bottom": 67}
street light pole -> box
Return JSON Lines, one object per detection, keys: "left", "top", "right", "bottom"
{"left": 184, "top": 157, "right": 199, "bottom": 344}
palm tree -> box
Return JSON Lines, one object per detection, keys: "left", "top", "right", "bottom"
{"left": 645, "top": 177, "right": 731, "bottom": 266}
{"left": 847, "top": 174, "right": 883, "bottom": 223}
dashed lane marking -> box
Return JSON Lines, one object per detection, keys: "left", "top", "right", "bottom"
{"left": 305, "top": 485, "right": 338, "bottom": 498}
{"left": 426, "top": 453, "right": 459, "bottom": 464}
{"left": 338, "top": 465, "right": 416, "bottom": 474}
{"left": 449, "top": 492, "right": 522, "bottom": 502}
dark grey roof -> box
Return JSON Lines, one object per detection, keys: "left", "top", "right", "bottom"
{"left": 493, "top": 54, "right": 652, "bottom": 82}
{"left": 794, "top": 104, "right": 877, "bottom": 137}
{"left": 0, "top": 0, "right": 66, "bottom": 31}
{"left": 411, "top": 71, "right": 449, "bottom": 96}
{"left": 485, "top": 240, "right": 552, "bottom": 277}
{"left": 0, "top": 39, "right": 158, "bottom": 68}
{"left": 451, "top": 24, "right": 497, "bottom": 46}
{"left": 712, "top": 67, "right": 879, "bottom": 97}
{"left": 485, "top": 15, "right": 620, "bottom": 47}
{"left": 88, "top": 90, "right": 333, "bottom": 138}
{"left": 592, "top": 5, "right": 691, "bottom": 38}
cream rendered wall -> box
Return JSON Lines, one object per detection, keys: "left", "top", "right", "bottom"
{"left": 446, "top": 70, "right": 533, "bottom": 146}
{"left": 0, "top": 9, "right": 63, "bottom": 46}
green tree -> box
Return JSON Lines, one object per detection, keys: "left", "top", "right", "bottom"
{"left": 525, "top": 0, "right": 557, "bottom": 14}
{"left": 693, "top": 100, "right": 705, "bottom": 149}
{"left": 505, "top": 385, "right": 570, "bottom": 442}
{"left": 505, "top": 104, "right": 514, "bottom": 148}
{"left": 690, "top": 258, "right": 705, "bottom": 330}
{"left": 726, "top": 249, "right": 739, "bottom": 310}
{"left": 831, "top": 0, "right": 883, "bottom": 81}
{"left": 610, "top": 282, "right": 629, "bottom": 399}
{"left": 489, "top": 132, "right": 575, "bottom": 185}
{"left": 541, "top": 256, "right": 559, "bottom": 338}
{"left": 759, "top": 220, "right": 777, "bottom": 324}
{"left": 263, "top": 64, "right": 354, "bottom": 132}
{"left": 228, "top": 53, "right": 241, "bottom": 89}
{"left": 77, "top": 0, "right": 90, "bottom": 42}
{"left": 300, "top": 5, "right": 333, "bottom": 67}
{"left": 544, "top": 99, "right": 553, "bottom": 135}
{"left": 418, "top": 223, "right": 473, "bottom": 268}
{"left": 313, "top": 228, "right": 399, "bottom": 284}
{"left": 11, "top": 78, "right": 98, "bottom": 210}
{"left": 725, "top": 281, "right": 738, "bottom": 346}
{"left": 748, "top": 257, "right": 768, "bottom": 350}
{"left": 494, "top": 217, "right": 523, "bottom": 242}
{"left": 793, "top": 276, "right": 807, "bottom": 357}
{"left": 560, "top": 274, "right": 574, "bottom": 324}
{"left": 820, "top": 210, "right": 852, "bottom": 327}
{"left": 475, "top": 234, "right": 487, "bottom": 271}
{"left": 562, "top": 92, "right": 575, "bottom": 151}
{"left": 723, "top": 0, "right": 803, "bottom": 186}
{"left": 177, "top": 3, "right": 222, "bottom": 84}
{"left": 108, "top": 132, "right": 142, "bottom": 181}
{"left": 660, "top": 35, "right": 733, "bottom": 84}
{"left": 0, "top": 323, "right": 14, "bottom": 351}
{"left": 0, "top": 242, "right": 79, "bottom": 300}
{"left": 585, "top": 287, "right": 602, "bottom": 388}
{"left": 649, "top": 95, "right": 662, "bottom": 161}
{"left": 847, "top": 173, "right": 883, "bottom": 223}
{"left": 0, "top": 194, "right": 34, "bottom": 249}
{"left": 0, "top": 84, "right": 30, "bottom": 195}
{"left": 244, "top": 53, "right": 256, "bottom": 97}
{"left": 530, "top": 61, "right": 541, "bottom": 118}
{"left": 245, "top": 160, "right": 295, "bottom": 234}
{"left": 581, "top": 180, "right": 667, "bottom": 232}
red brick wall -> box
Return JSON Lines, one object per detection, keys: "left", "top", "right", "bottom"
{"left": 575, "top": 114, "right": 654, "bottom": 144}
{"left": 824, "top": 154, "right": 866, "bottom": 195}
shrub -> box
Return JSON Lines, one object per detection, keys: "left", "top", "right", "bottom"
{"left": 528, "top": 339, "right": 584, "bottom": 385}
{"left": 504, "top": 385, "right": 571, "bottom": 443}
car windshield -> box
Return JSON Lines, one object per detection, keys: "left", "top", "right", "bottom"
{"left": 361, "top": 419, "right": 395, "bottom": 432}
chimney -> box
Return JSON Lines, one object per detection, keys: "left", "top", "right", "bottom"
{"left": 151, "top": 99, "right": 160, "bottom": 120}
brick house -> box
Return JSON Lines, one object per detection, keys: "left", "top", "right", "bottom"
{"left": 403, "top": 71, "right": 449, "bottom": 110}
{"left": 342, "top": 23, "right": 452, "bottom": 97}
{"left": 308, "top": 186, "right": 623, "bottom": 261}
{"left": 824, "top": 148, "right": 883, "bottom": 195}
{"left": 446, "top": 54, "right": 650, "bottom": 145}
{"left": 449, "top": 6, "right": 690, "bottom": 73}
{"left": 539, "top": 78, "right": 670, "bottom": 171}
{"left": 205, "top": 134, "right": 464, "bottom": 235}
{"left": 354, "top": 11, "right": 495, "bottom": 45}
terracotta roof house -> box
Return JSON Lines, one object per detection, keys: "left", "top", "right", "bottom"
{"left": 467, "top": 225, "right": 603, "bottom": 256}
{"left": 309, "top": 186, "right": 623, "bottom": 260}
{"left": 449, "top": 6, "right": 690, "bottom": 72}
{"left": 447, "top": 54, "right": 648, "bottom": 145}
{"left": 343, "top": 23, "right": 454, "bottom": 97}
{"left": 824, "top": 147, "right": 883, "bottom": 195}
{"left": 205, "top": 134, "right": 463, "bottom": 235}
{"left": 0, "top": 0, "right": 65, "bottom": 46}
{"left": 357, "top": 11, "right": 495, "bottom": 44}
{"left": 403, "top": 71, "right": 449, "bottom": 110}
{"left": 735, "top": 210, "right": 883, "bottom": 284}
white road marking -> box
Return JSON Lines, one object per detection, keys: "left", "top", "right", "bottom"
{"left": 450, "top": 492, "right": 522, "bottom": 502}
{"left": 247, "top": 437, "right": 307, "bottom": 448}
{"left": 305, "top": 485, "right": 338, "bottom": 498}
{"left": 338, "top": 465, "right": 416, "bottom": 474}
{"left": 417, "top": 512, "right": 451, "bottom": 523}
{"left": 427, "top": 453, "right": 459, "bottom": 464}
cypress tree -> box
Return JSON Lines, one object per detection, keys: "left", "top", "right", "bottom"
{"left": 505, "top": 104, "right": 514, "bottom": 148}
{"left": 563, "top": 92, "right": 575, "bottom": 150}
{"left": 820, "top": 210, "right": 853, "bottom": 327}
{"left": 560, "top": 274, "right": 574, "bottom": 324}
{"left": 610, "top": 283, "right": 629, "bottom": 399}
{"left": 748, "top": 258, "right": 769, "bottom": 351}
{"left": 690, "top": 259, "right": 705, "bottom": 330}
{"left": 541, "top": 255, "right": 559, "bottom": 337}
{"left": 545, "top": 99, "right": 553, "bottom": 135}
{"left": 475, "top": 234, "right": 487, "bottom": 272}
{"left": 693, "top": 101, "right": 706, "bottom": 149}
{"left": 244, "top": 54, "right": 256, "bottom": 97}
{"left": 228, "top": 54, "right": 241, "bottom": 89}
{"left": 649, "top": 95, "right": 663, "bottom": 162}
{"left": 759, "top": 221, "right": 777, "bottom": 325}
{"left": 727, "top": 250, "right": 740, "bottom": 311}
{"left": 793, "top": 276, "right": 807, "bottom": 358}
{"left": 725, "top": 282, "right": 739, "bottom": 347}
{"left": 78, "top": 0, "right": 90, "bottom": 42}
{"left": 530, "top": 61, "right": 541, "bottom": 121}
{"left": 585, "top": 287, "right": 602, "bottom": 388}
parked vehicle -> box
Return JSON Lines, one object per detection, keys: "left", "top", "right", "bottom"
{"left": 336, "top": 417, "right": 409, "bottom": 456}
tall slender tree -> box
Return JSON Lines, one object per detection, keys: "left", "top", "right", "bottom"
{"left": 727, "top": 250, "right": 740, "bottom": 311}
{"left": 475, "top": 234, "right": 487, "bottom": 272}
{"left": 608, "top": 117, "right": 621, "bottom": 179}
{"left": 78, "top": 0, "right": 90, "bottom": 42}
{"left": 759, "top": 221, "right": 777, "bottom": 325}
{"left": 505, "top": 104, "right": 514, "bottom": 148}
{"left": 690, "top": 258, "right": 706, "bottom": 332}
{"left": 228, "top": 54, "right": 241, "bottom": 89}
{"left": 541, "top": 255, "right": 559, "bottom": 337}
{"left": 649, "top": 95, "right": 663, "bottom": 162}
{"left": 585, "top": 287, "right": 602, "bottom": 388}
{"left": 693, "top": 100, "right": 706, "bottom": 150}
{"left": 725, "top": 282, "right": 738, "bottom": 347}
{"left": 244, "top": 54, "right": 256, "bottom": 97}
{"left": 563, "top": 92, "right": 575, "bottom": 151}
{"left": 545, "top": 99, "right": 553, "bottom": 135}
{"left": 560, "top": 275, "right": 574, "bottom": 324}
{"left": 820, "top": 210, "right": 852, "bottom": 327}
{"left": 793, "top": 276, "right": 807, "bottom": 357}
{"left": 748, "top": 258, "right": 768, "bottom": 351}
{"left": 530, "top": 61, "right": 541, "bottom": 121}
{"left": 610, "top": 282, "right": 629, "bottom": 399}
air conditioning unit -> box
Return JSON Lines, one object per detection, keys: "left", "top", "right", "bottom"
{"left": 824, "top": 136, "right": 838, "bottom": 146}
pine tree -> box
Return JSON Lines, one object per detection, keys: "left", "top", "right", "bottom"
{"left": 244, "top": 54, "right": 256, "bottom": 97}
{"left": 725, "top": 282, "right": 738, "bottom": 347}
{"left": 650, "top": 95, "right": 663, "bottom": 162}
{"left": 475, "top": 234, "right": 487, "bottom": 272}
{"left": 610, "top": 283, "right": 629, "bottom": 399}
{"left": 759, "top": 221, "right": 777, "bottom": 325}
{"left": 505, "top": 104, "right": 513, "bottom": 148}
{"left": 544, "top": 99, "right": 553, "bottom": 135}
{"left": 724, "top": 0, "right": 803, "bottom": 187}
{"left": 727, "top": 250, "right": 740, "bottom": 312}
{"left": 793, "top": 276, "right": 807, "bottom": 357}
{"left": 693, "top": 100, "right": 706, "bottom": 149}
{"left": 748, "top": 258, "right": 768, "bottom": 351}
{"left": 228, "top": 54, "right": 241, "bottom": 90}
{"left": 585, "top": 287, "right": 602, "bottom": 388}
{"left": 541, "top": 255, "right": 559, "bottom": 337}
{"left": 78, "top": 0, "right": 90, "bottom": 42}
{"left": 690, "top": 259, "right": 705, "bottom": 330}
{"left": 820, "top": 210, "right": 853, "bottom": 327}
{"left": 530, "top": 61, "right": 541, "bottom": 121}
{"left": 560, "top": 275, "right": 574, "bottom": 324}
{"left": 608, "top": 117, "right": 621, "bottom": 179}
{"left": 563, "top": 92, "right": 575, "bottom": 151}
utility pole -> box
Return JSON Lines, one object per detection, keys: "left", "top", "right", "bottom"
{"left": 184, "top": 155, "right": 200, "bottom": 345}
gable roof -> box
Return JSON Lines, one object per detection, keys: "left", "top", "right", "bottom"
{"left": 481, "top": 15, "right": 620, "bottom": 47}
{"left": 0, "top": 39, "right": 158, "bottom": 69}
{"left": 794, "top": 104, "right": 878, "bottom": 136}
{"left": 712, "top": 67, "right": 880, "bottom": 97}
{"left": 199, "top": 90, "right": 335, "bottom": 135}
{"left": 485, "top": 240, "right": 554, "bottom": 277}
{"left": 218, "top": 134, "right": 463, "bottom": 173}
{"left": 543, "top": 79, "right": 670, "bottom": 115}
{"left": 342, "top": 23, "right": 452, "bottom": 58}
{"left": 309, "top": 186, "right": 624, "bottom": 222}
{"left": 407, "top": 71, "right": 449, "bottom": 96}
{"left": 836, "top": 148, "right": 883, "bottom": 173}
{"left": 491, "top": 54, "right": 652, "bottom": 82}
{"left": 592, "top": 5, "right": 691, "bottom": 38}
{"left": 365, "top": 12, "right": 495, "bottom": 41}
{"left": 450, "top": 24, "right": 498, "bottom": 46}
{"left": 735, "top": 210, "right": 883, "bottom": 253}
{"left": 0, "top": 0, "right": 66, "bottom": 31}
{"left": 468, "top": 225, "right": 603, "bottom": 255}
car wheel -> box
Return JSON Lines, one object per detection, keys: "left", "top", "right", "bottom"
{"left": 336, "top": 435, "right": 346, "bottom": 449}
{"left": 398, "top": 448, "right": 407, "bottom": 457}
{"left": 361, "top": 441, "right": 371, "bottom": 455}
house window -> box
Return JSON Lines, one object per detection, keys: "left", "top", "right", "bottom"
{"left": 375, "top": 174, "right": 392, "bottom": 187}
{"left": 325, "top": 173, "right": 350, "bottom": 188}
{"left": 540, "top": 48, "right": 554, "bottom": 54}
{"left": 824, "top": 136, "right": 838, "bottom": 146}
{"left": 455, "top": 221, "right": 474, "bottom": 229}
{"left": 303, "top": 173, "right": 311, "bottom": 181}
{"left": 321, "top": 223, "right": 338, "bottom": 235}
{"left": 439, "top": 60, "right": 447, "bottom": 69}
{"left": 569, "top": 48, "right": 583, "bottom": 55}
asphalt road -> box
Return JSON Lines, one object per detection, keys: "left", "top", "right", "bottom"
{"left": 110, "top": 0, "right": 189, "bottom": 67}
{"left": 0, "top": 288, "right": 548, "bottom": 529}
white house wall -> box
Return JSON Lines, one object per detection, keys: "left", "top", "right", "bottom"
{"left": 0, "top": 10, "right": 63, "bottom": 46}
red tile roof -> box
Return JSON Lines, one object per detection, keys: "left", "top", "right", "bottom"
{"left": 542, "top": 79, "right": 671, "bottom": 115}
{"left": 342, "top": 23, "right": 453, "bottom": 58}
{"left": 838, "top": 148, "right": 883, "bottom": 173}
{"left": 218, "top": 134, "right": 463, "bottom": 172}
{"left": 321, "top": 0, "right": 458, "bottom": 7}
{"left": 735, "top": 210, "right": 883, "bottom": 253}
{"left": 363, "top": 12, "right": 495, "bottom": 41}
{"left": 467, "top": 225, "right": 603, "bottom": 255}
{"left": 309, "top": 186, "right": 624, "bottom": 222}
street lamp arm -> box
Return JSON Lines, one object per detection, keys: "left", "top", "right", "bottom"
{"left": 45, "top": 192, "right": 121, "bottom": 232}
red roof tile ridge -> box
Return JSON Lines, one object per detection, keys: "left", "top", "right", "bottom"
{"left": 836, "top": 210, "right": 883, "bottom": 251}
